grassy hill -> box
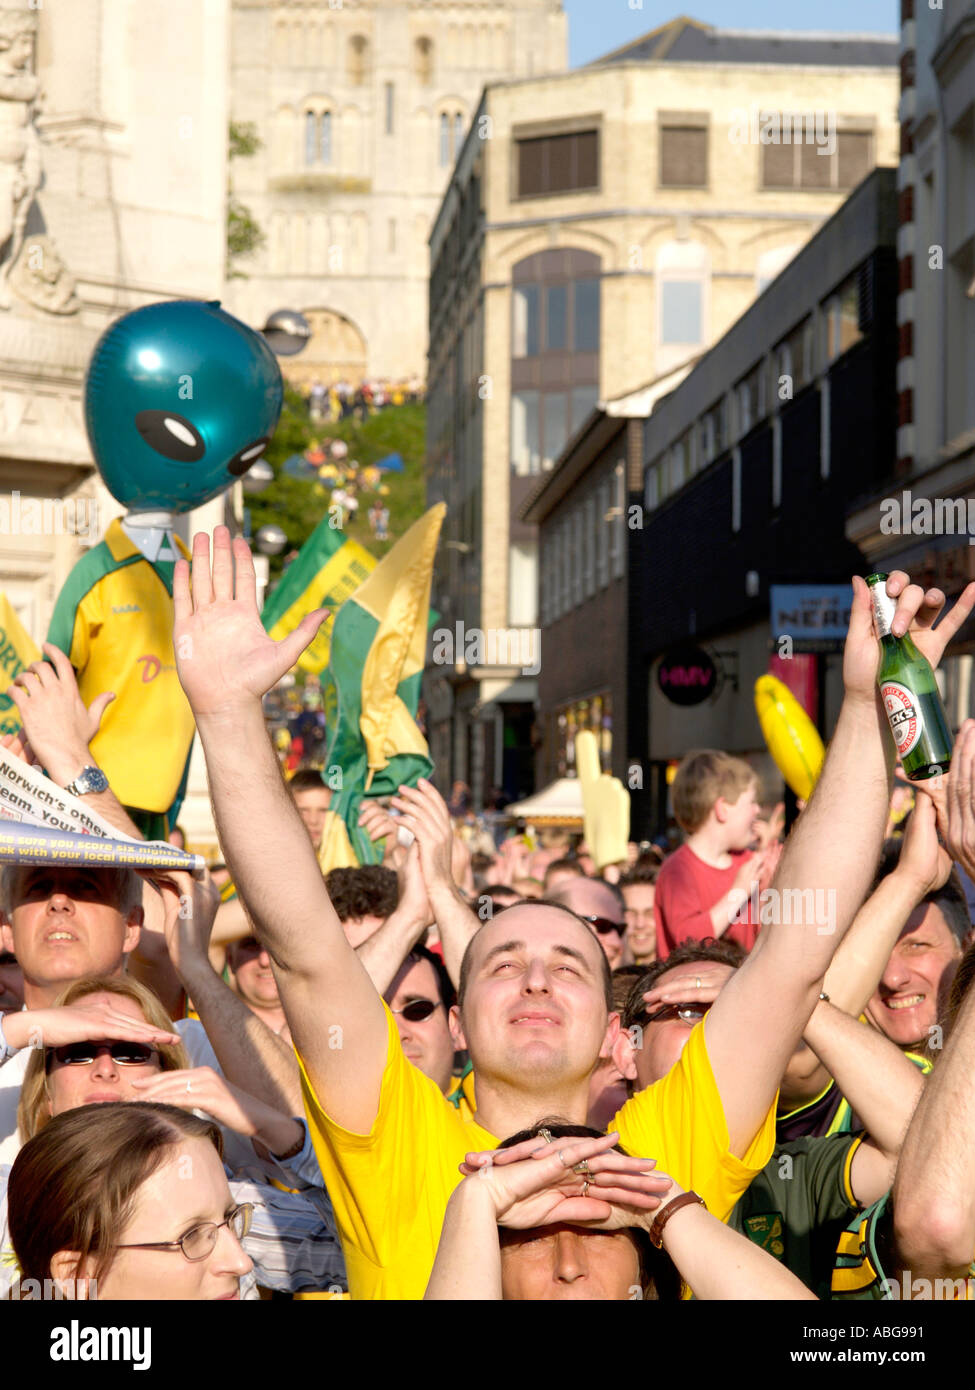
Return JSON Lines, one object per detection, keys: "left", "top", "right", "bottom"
{"left": 249, "top": 389, "right": 427, "bottom": 579}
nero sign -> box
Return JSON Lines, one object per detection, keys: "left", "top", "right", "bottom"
{"left": 657, "top": 647, "right": 717, "bottom": 707}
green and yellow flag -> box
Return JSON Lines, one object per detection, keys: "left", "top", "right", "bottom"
{"left": 319, "top": 504, "right": 445, "bottom": 871}
{"left": 0, "top": 593, "right": 41, "bottom": 736}
{"left": 261, "top": 518, "right": 376, "bottom": 675}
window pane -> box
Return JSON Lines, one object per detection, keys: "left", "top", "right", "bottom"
{"left": 511, "top": 391, "right": 540, "bottom": 475}
{"left": 573, "top": 278, "right": 600, "bottom": 352}
{"left": 305, "top": 112, "right": 317, "bottom": 165}
{"left": 660, "top": 126, "right": 708, "bottom": 187}
{"left": 320, "top": 111, "right": 331, "bottom": 164}
{"left": 575, "top": 129, "right": 598, "bottom": 188}
{"left": 762, "top": 142, "right": 795, "bottom": 188}
{"left": 385, "top": 82, "right": 395, "bottom": 135}
{"left": 512, "top": 284, "right": 540, "bottom": 357}
{"left": 571, "top": 385, "right": 598, "bottom": 433}
{"left": 837, "top": 131, "right": 873, "bottom": 189}
{"left": 545, "top": 284, "right": 567, "bottom": 350}
{"left": 517, "top": 137, "right": 545, "bottom": 195}
{"left": 660, "top": 280, "right": 703, "bottom": 344}
{"left": 509, "top": 541, "right": 538, "bottom": 627}
{"left": 454, "top": 113, "right": 464, "bottom": 157}
{"left": 543, "top": 392, "right": 569, "bottom": 468}
{"left": 440, "top": 113, "right": 450, "bottom": 167}
{"left": 800, "top": 141, "right": 832, "bottom": 189}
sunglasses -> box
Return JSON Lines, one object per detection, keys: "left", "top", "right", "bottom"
{"left": 580, "top": 915, "right": 623, "bottom": 937}
{"left": 390, "top": 999, "right": 440, "bottom": 1023}
{"left": 642, "top": 1003, "right": 710, "bottom": 1026}
{"left": 46, "top": 1041, "right": 159, "bottom": 1069}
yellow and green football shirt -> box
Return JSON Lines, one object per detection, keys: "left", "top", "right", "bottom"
{"left": 47, "top": 519, "right": 195, "bottom": 821}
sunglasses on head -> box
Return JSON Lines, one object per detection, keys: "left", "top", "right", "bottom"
{"left": 642, "top": 1003, "right": 710, "bottom": 1026}
{"left": 390, "top": 999, "right": 440, "bottom": 1023}
{"left": 580, "top": 914, "right": 623, "bottom": 937}
{"left": 46, "top": 1041, "right": 159, "bottom": 1069}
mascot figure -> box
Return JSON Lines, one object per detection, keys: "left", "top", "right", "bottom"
{"left": 48, "top": 299, "right": 283, "bottom": 838}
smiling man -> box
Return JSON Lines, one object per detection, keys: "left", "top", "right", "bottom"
{"left": 864, "top": 853, "right": 972, "bottom": 1051}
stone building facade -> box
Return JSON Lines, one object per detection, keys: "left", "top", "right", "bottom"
{"left": 224, "top": 0, "right": 568, "bottom": 387}
{"left": 425, "top": 17, "right": 901, "bottom": 804}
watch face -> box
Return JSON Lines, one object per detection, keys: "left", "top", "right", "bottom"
{"left": 76, "top": 767, "right": 109, "bottom": 795}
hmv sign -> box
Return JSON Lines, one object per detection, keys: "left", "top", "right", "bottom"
{"left": 656, "top": 647, "right": 718, "bottom": 707}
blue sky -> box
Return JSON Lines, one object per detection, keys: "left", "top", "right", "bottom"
{"left": 564, "top": 0, "right": 899, "bottom": 68}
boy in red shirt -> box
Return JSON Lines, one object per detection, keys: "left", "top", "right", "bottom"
{"left": 655, "top": 750, "right": 775, "bottom": 959}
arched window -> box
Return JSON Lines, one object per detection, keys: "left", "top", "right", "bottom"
{"left": 656, "top": 241, "right": 710, "bottom": 347}
{"left": 755, "top": 244, "right": 802, "bottom": 295}
{"left": 348, "top": 34, "right": 369, "bottom": 85}
{"left": 415, "top": 36, "right": 433, "bottom": 85}
{"left": 303, "top": 104, "right": 334, "bottom": 167}
{"left": 439, "top": 105, "right": 466, "bottom": 168}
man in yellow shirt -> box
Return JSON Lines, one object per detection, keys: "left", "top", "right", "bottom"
{"left": 173, "top": 535, "right": 971, "bottom": 1299}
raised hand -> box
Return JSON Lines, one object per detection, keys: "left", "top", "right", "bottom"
{"left": 897, "top": 785, "right": 952, "bottom": 896}
{"left": 151, "top": 868, "right": 221, "bottom": 976}
{"left": 9, "top": 643, "right": 114, "bottom": 784}
{"left": 915, "top": 719, "right": 975, "bottom": 880}
{"left": 843, "top": 572, "right": 975, "bottom": 706}
{"left": 458, "top": 1132, "right": 671, "bottom": 1230}
{"left": 174, "top": 527, "right": 327, "bottom": 719}
{"left": 390, "top": 778, "right": 456, "bottom": 895}
{"left": 0, "top": 998, "right": 180, "bottom": 1053}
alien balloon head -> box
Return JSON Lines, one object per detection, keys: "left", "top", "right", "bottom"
{"left": 84, "top": 299, "right": 283, "bottom": 513}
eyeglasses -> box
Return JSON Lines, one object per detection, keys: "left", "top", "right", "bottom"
{"left": 580, "top": 915, "right": 623, "bottom": 938}
{"left": 390, "top": 999, "right": 440, "bottom": 1022}
{"left": 642, "top": 1003, "right": 710, "bottom": 1026}
{"left": 116, "top": 1203, "right": 254, "bottom": 1262}
{"left": 46, "top": 1041, "right": 159, "bottom": 1069}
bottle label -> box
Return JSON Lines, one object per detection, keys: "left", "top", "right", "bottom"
{"left": 870, "top": 583, "right": 896, "bottom": 639}
{"left": 881, "top": 681, "right": 924, "bottom": 756}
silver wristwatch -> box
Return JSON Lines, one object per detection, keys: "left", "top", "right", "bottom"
{"left": 64, "top": 766, "right": 110, "bottom": 797}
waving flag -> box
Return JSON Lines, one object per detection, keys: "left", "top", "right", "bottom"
{"left": 319, "top": 504, "right": 445, "bottom": 871}
{"left": 261, "top": 516, "right": 376, "bottom": 676}
{"left": 0, "top": 592, "right": 41, "bottom": 736}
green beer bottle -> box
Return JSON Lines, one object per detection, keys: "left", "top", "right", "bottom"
{"left": 866, "top": 573, "right": 953, "bottom": 780}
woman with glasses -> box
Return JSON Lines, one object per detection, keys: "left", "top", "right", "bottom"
{"left": 0, "top": 974, "right": 345, "bottom": 1298}
{"left": 8, "top": 1102, "right": 252, "bottom": 1299}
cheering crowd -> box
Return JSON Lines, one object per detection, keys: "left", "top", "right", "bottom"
{"left": 2, "top": 532, "right": 975, "bottom": 1302}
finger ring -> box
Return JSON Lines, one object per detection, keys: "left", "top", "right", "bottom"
{"left": 695, "top": 977, "right": 701, "bottom": 989}
{"left": 582, "top": 1181, "right": 590, "bottom": 1197}
{"left": 557, "top": 1149, "right": 567, "bottom": 1167}
{"left": 186, "top": 1080, "right": 193, "bottom": 1093}
{"left": 573, "top": 1159, "right": 592, "bottom": 1176}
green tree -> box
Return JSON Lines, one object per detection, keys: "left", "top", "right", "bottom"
{"left": 227, "top": 121, "right": 265, "bottom": 279}
{"left": 249, "top": 389, "right": 428, "bottom": 581}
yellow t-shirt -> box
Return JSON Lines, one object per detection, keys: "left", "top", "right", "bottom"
{"left": 299, "top": 1005, "right": 776, "bottom": 1300}
{"left": 47, "top": 519, "right": 195, "bottom": 813}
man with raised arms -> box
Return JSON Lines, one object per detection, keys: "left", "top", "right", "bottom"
{"left": 173, "top": 528, "right": 974, "bottom": 1299}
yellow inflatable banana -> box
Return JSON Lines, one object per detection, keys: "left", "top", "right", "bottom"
{"left": 754, "top": 674, "right": 825, "bottom": 801}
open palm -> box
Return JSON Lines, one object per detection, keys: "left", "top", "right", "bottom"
{"left": 174, "top": 528, "right": 327, "bottom": 718}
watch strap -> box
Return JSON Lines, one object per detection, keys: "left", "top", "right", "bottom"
{"left": 648, "top": 1190, "right": 706, "bottom": 1248}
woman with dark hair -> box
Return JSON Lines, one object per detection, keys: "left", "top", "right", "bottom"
{"left": 8, "top": 1102, "right": 251, "bottom": 1300}
{"left": 424, "top": 1122, "right": 817, "bottom": 1300}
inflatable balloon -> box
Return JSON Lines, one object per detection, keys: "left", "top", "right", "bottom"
{"left": 85, "top": 299, "right": 283, "bottom": 512}
{"left": 754, "top": 674, "right": 825, "bottom": 801}
{"left": 48, "top": 299, "right": 284, "bottom": 838}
